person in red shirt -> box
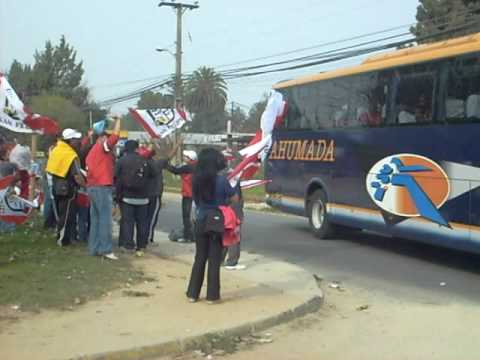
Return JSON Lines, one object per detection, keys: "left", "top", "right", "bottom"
{"left": 167, "top": 150, "right": 197, "bottom": 242}
{"left": 85, "top": 117, "right": 121, "bottom": 260}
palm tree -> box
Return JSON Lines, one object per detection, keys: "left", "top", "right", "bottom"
{"left": 184, "top": 67, "right": 228, "bottom": 114}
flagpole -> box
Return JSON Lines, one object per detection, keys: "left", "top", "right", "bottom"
{"left": 30, "top": 134, "right": 37, "bottom": 200}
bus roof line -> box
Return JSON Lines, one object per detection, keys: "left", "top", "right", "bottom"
{"left": 274, "top": 32, "right": 480, "bottom": 89}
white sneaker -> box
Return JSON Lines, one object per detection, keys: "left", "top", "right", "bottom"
{"left": 103, "top": 253, "right": 119, "bottom": 260}
{"left": 224, "top": 264, "right": 246, "bottom": 271}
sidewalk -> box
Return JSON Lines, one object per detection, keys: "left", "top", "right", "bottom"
{"left": 0, "top": 230, "right": 323, "bottom": 360}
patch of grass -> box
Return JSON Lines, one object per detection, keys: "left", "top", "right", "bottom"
{"left": 241, "top": 186, "right": 266, "bottom": 203}
{"left": 0, "top": 216, "right": 143, "bottom": 311}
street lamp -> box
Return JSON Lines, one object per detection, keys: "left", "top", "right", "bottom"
{"left": 155, "top": 48, "right": 175, "bottom": 57}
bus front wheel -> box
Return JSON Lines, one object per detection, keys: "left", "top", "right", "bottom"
{"left": 307, "top": 190, "right": 332, "bottom": 239}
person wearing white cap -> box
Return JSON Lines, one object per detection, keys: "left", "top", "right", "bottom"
{"left": 46, "top": 128, "right": 86, "bottom": 246}
{"left": 166, "top": 149, "right": 197, "bottom": 242}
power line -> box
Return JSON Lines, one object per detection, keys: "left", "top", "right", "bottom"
{"left": 90, "top": 74, "right": 171, "bottom": 89}
{"left": 213, "top": 4, "right": 480, "bottom": 71}
{"left": 221, "top": 19, "right": 480, "bottom": 80}
{"left": 95, "top": 6, "right": 480, "bottom": 108}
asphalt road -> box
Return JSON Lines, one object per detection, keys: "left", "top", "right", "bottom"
{"left": 157, "top": 197, "right": 480, "bottom": 303}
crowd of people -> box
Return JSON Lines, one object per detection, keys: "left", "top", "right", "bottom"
{"left": 1, "top": 117, "right": 246, "bottom": 303}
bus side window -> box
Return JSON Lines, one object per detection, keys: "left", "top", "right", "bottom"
{"left": 350, "top": 73, "right": 385, "bottom": 127}
{"left": 391, "top": 66, "right": 435, "bottom": 125}
{"left": 446, "top": 54, "right": 480, "bottom": 123}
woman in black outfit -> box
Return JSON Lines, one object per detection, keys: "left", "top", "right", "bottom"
{"left": 186, "top": 148, "right": 238, "bottom": 304}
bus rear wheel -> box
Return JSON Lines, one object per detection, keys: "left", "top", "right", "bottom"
{"left": 307, "top": 189, "right": 332, "bottom": 239}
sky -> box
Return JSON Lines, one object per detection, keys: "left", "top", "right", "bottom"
{"left": 0, "top": 0, "right": 420, "bottom": 114}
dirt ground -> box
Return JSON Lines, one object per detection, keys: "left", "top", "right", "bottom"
{"left": 163, "top": 283, "right": 480, "bottom": 360}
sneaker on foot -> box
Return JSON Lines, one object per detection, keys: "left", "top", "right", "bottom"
{"left": 103, "top": 253, "right": 119, "bottom": 260}
{"left": 206, "top": 299, "right": 221, "bottom": 305}
{"left": 135, "top": 250, "right": 145, "bottom": 257}
{"left": 187, "top": 297, "right": 197, "bottom": 303}
{"left": 119, "top": 247, "right": 135, "bottom": 254}
{"left": 225, "top": 264, "right": 246, "bottom": 271}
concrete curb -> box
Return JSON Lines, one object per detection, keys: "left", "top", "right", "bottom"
{"left": 78, "top": 293, "right": 323, "bottom": 360}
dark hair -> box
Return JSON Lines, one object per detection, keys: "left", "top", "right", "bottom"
{"left": 125, "top": 140, "right": 139, "bottom": 153}
{"left": 192, "top": 148, "right": 225, "bottom": 203}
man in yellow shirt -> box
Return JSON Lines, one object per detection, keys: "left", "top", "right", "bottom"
{"left": 46, "top": 129, "right": 86, "bottom": 246}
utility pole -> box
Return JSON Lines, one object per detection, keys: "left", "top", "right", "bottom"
{"left": 227, "top": 102, "right": 234, "bottom": 151}
{"left": 159, "top": 1, "right": 199, "bottom": 162}
{"left": 158, "top": 1, "right": 199, "bottom": 108}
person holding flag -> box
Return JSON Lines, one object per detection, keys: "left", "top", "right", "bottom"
{"left": 167, "top": 149, "right": 197, "bottom": 243}
{"left": 85, "top": 117, "right": 121, "bottom": 260}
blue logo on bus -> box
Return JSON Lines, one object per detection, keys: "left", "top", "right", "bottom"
{"left": 366, "top": 154, "right": 450, "bottom": 227}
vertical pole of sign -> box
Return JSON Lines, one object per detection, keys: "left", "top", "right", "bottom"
{"left": 174, "top": 6, "right": 183, "bottom": 162}
{"left": 30, "top": 134, "right": 37, "bottom": 200}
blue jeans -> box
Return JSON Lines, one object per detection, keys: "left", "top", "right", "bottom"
{"left": 87, "top": 186, "right": 113, "bottom": 256}
{"left": 0, "top": 220, "right": 15, "bottom": 233}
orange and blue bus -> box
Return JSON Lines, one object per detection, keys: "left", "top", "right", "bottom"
{"left": 265, "top": 32, "right": 480, "bottom": 253}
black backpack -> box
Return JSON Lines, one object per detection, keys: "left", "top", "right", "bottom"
{"left": 121, "top": 156, "right": 149, "bottom": 191}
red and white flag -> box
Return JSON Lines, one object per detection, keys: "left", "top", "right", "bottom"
{"left": 0, "top": 175, "right": 43, "bottom": 224}
{"left": 240, "top": 179, "right": 271, "bottom": 190}
{"left": 227, "top": 90, "right": 287, "bottom": 186}
{"left": 0, "top": 74, "right": 59, "bottom": 135}
{"left": 129, "top": 107, "right": 191, "bottom": 139}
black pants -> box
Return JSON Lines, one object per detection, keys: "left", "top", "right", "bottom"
{"left": 119, "top": 202, "right": 149, "bottom": 250}
{"left": 182, "top": 197, "right": 193, "bottom": 241}
{"left": 186, "top": 226, "right": 223, "bottom": 301}
{"left": 147, "top": 195, "right": 162, "bottom": 242}
{"left": 44, "top": 204, "right": 57, "bottom": 229}
{"left": 55, "top": 194, "right": 77, "bottom": 246}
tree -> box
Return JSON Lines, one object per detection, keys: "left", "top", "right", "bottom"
{"left": 32, "top": 36, "right": 85, "bottom": 99}
{"left": 29, "top": 95, "right": 88, "bottom": 150}
{"left": 410, "top": 0, "right": 480, "bottom": 43}
{"left": 188, "top": 111, "right": 228, "bottom": 134}
{"left": 137, "top": 91, "right": 173, "bottom": 109}
{"left": 30, "top": 95, "right": 88, "bottom": 131}
{"left": 7, "top": 60, "right": 36, "bottom": 100}
{"left": 243, "top": 95, "right": 268, "bottom": 133}
{"left": 8, "top": 36, "right": 90, "bottom": 108}
{"left": 183, "top": 67, "right": 228, "bottom": 133}
{"left": 121, "top": 113, "right": 144, "bottom": 132}
{"left": 184, "top": 67, "right": 228, "bottom": 114}
{"left": 228, "top": 105, "right": 248, "bottom": 133}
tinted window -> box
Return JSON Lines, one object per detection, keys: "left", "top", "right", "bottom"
{"left": 283, "top": 73, "right": 386, "bottom": 130}
{"left": 442, "top": 53, "right": 480, "bottom": 122}
{"left": 284, "top": 80, "right": 340, "bottom": 130}
{"left": 390, "top": 64, "right": 436, "bottom": 125}
{"left": 282, "top": 62, "right": 439, "bottom": 129}
{"left": 349, "top": 73, "right": 387, "bottom": 128}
